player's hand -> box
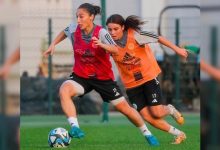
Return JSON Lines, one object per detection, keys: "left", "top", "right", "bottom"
{"left": 44, "top": 44, "right": 55, "bottom": 57}
{"left": 92, "top": 36, "right": 103, "bottom": 47}
{"left": 176, "top": 48, "right": 188, "bottom": 59}
{"left": 0, "top": 65, "right": 10, "bottom": 79}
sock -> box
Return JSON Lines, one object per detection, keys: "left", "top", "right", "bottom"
{"left": 167, "top": 105, "right": 174, "bottom": 115}
{"left": 139, "top": 125, "right": 152, "bottom": 136}
{"left": 168, "top": 126, "right": 181, "bottom": 136}
{"left": 67, "top": 117, "right": 79, "bottom": 128}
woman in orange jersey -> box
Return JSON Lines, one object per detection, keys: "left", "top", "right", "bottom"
{"left": 106, "top": 14, "right": 187, "bottom": 144}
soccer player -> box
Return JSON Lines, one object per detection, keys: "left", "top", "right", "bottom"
{"left": 106, "top": 14, "right": 187, "bottom": 144}
{"left": 44, "top": 3, "right": 159, "bottom": 146}
{"left": 200, "top": 59, "right": 220, "bottom": 82}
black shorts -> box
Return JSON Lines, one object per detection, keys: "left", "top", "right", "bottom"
{"left": 126, "top": 78, "right": 162, "bottom": 112}
{"left": 68, "top": 72, "right": 123, "bottom": 102}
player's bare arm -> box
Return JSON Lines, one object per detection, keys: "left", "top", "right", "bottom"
{"left": 44, "top": 31, "right": 67, "bottom": 57}
{"left": 201, "top": 59, "right": 220, "bottom": 82}
{"left": 158, "top": 36, "right": 188, "bottom": 59}
{"left": 0, "top": 47, "right": 20, "bottom": 79}
{"left": 92, "top": 36, "right": 118, "bottom": 54}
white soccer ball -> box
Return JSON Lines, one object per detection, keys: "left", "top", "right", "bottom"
{"left": 48, "top": 127, "right": 71, "bottom": 148}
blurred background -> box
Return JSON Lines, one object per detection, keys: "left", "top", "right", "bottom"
{"left": 201, "top": 0, "right": 220, "bottom": 150}
{"left": 0, "top": 0, "right": 20, "bottom": 116}
{"left": 0, "top": 0, "right": 20, "bottom": 150}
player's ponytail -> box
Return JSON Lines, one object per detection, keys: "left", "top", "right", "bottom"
{"left": 106, "top": 14, "right": 145, "bottom": 32}
{"left": 78, "top": 3, "right": 101, "bottom": 16}
{"left": 93, "top": 5, "right": 101, "bottom": 15}
{"left": 124, "top": 15, "right": 145, "bottom": 31}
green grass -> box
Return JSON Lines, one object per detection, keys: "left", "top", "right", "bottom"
{"left": 21, "top": 113, "right": 200, "bottom": 150}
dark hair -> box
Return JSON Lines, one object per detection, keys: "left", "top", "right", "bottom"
{"left": 106, "top": 14, "right": 145, "bottom": 31}
{"left": 78, "top": 3, "right": 101, "bottom": 16}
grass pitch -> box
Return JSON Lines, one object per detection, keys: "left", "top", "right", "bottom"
{"left": 21, "top": 113, "right": 200, "bottom": 150}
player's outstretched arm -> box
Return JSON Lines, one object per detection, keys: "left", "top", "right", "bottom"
{"left": 158, "top": 36, "right": 188, "bottom": 59}
{"left": 0, "top": 47, "right": 20, "bottom": 79}
{"left": 92, "top": 36, "right": 118, "bottom": 54}
{"left": 44, "top": 31, "right": 67, "bottom": 57}
{"left": 201, "top": 59, "right": 220, "bottom": 82}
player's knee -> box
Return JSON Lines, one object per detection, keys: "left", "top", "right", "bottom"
{"left": 59, "top": 85, "right": 68, "bottom": 98}
{"left": 59, "top": 83, "right": 73, "bottom": 99}
{"left": 114, "top": 101, "right": 131, "bottom": 115}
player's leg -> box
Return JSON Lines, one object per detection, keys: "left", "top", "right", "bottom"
{"left": 148, "top": 104, "right": 184, "bottom": 125}
{"left": 127, "top": 79, "right": 186, "bottom": 144}
{"left": 140, "top": 107, "right": 170, "bottom": 131}
{"left": 143, "top": 78, "right": 184, "bottom": 125}
{"left": 127, "top": 86, "right": 172, "bottom": 131}
{"left": 59, "top": 73, "right": 88, "bottom": 139}
{"left": 93, "top": 80, "right": 159, "bottom": 146}
{"left": 111, "top": 98, "right": 159, "bottom": 146}
{"left": 59, "top": 81, "right": 80, "bottom": 118}
{"left": 140, "top": 107, "right": 186, "bottom": 144}
{"left": 112, "top": 98, "right": 147, "bottom": 127}
{"left": 143, "top": 79, "right": 186, "bottom": 143}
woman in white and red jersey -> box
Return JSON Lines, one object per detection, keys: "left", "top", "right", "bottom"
{"left": 44, "top": 3, "right": 159, "bottom": 146}
{"left": 106, "top": 14, "right": 188, "bottom": 144}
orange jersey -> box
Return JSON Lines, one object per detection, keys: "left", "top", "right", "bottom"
{"left": 112, "top": 29, "right": 161, "bottom": 89}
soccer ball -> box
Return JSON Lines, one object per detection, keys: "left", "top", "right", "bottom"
{"left": 48, "top": 127, "right": 71, "bottom": 148}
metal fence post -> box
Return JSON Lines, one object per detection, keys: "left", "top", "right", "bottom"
{"left": 48, "top": 18, "right": 53, "bottom": 115}
{"left": 100, "top": 0, "right": 109, "bottom": 122}
{"left": 0, "top": 26, "right": 6, "bottom": 114}
{"left": 0, "top": 25, "right": 6, "bottom": 150}
{"left": 209, "top": 26, "right": 218, "bottom": 146}
{"left": 174, "top": 19, "right": 180, "bottom": 107}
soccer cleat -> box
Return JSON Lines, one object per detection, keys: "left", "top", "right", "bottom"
{"left": 168, "top": 104, "right": 184, "bottom": 125}
{"left": 145, "top": 135, "right": 160, "bottom": 146}
{"left": 172, "top": 132, "right": 186, "bottom": 144}
{"left": 69, "top": 126, "right": 85, "bottom": 139}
